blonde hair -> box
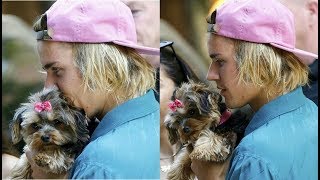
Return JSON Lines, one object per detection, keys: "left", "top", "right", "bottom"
{"left": 232, "top": 39, "right": 309, "bottom": 96}
{"left": 33, "top": 14, "right": 155, "bottom": 102}
{"left": 72, "top": 43, "right": 155, "bottom": 101}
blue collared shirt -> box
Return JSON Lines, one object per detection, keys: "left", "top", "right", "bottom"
{"left": 227, "top": 87, "right": 318, "bottom": 180}
{"left": 69, "top": 90, "right": 160, "bottom": 179}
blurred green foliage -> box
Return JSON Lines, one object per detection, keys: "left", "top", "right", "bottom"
{"left": 2, "top": 81, "right": 43, "bottom": 125}
{"left": 2, "top": 15, "right": 43, "bottom": 156}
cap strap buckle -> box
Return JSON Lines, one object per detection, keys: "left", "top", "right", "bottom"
{"left": 36, "top": 30, "right": 52, "bottom": 40}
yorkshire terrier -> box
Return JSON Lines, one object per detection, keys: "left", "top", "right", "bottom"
{"left": 164, "top": 81, "right": 249, "bottom": 180}
{"left": 9, "top": 87, "right": 90, "bottom": 179}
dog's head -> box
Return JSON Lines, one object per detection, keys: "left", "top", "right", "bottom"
{"left": 164, "top": 81, "right": 228, "bottom": 145}
{"left": 10, "top": 86, "right": 89, "bottom": 151}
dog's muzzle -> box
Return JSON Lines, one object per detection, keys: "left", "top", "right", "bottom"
{"left": 181, "top": 118, "right": 191, "bottom": 134}
{"left": 41, "top": 135, "right": 51, "bottom": 143}
{"left": 182, "top": 126, "right": 191, "bottom": 134}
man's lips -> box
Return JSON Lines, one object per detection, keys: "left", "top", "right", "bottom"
{"left": 217, "top": 86, "right": 226, "bottom": 91}
{"left": 217, "top": 86, "right": 225, "bottom": 90}
{"left": 217, "top": 86, "right": 227, "bottom": 96}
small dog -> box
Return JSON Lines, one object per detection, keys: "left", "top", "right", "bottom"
{"left": 164, "top": 81, "right": 249, "bottom": 180}
{"left": 9, "top": 87, "right": 90, "bottom": 179}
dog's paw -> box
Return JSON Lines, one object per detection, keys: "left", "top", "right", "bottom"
{"left": 34, "top": 153, "right": 51, "bottom": 167}
{"left": 167, "top": 167, "right": 180, "bottom": 180}
{"left": 190, "top": 130, "right": 232, "bottom": 162}
{"left": 9, "top": 153, "right": 32, "bottom": 179}
{"left": 166, "top": 150, "right": 195, "bottom": 180}
{"left": 167, "top": 167, "right": 195, "bottom": 180}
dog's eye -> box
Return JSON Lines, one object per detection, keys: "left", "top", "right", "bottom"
{"left": 31, "top": 123, "right": 39, "bottom": 129}
{"left": 53, "top": 119, "right": 62, "bottom": 125}
{"left": 189, "top": 109, "right": 196, "bottom": 115}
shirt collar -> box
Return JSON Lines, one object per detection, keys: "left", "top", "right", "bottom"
{"left": 244, "top": 87, "right": 306, "bottom": 136}
{"left": 90, "top": 90, "right": 159, "bottom": 141}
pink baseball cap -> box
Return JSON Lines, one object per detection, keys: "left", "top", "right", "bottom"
{"left": 207, "top": 0, "right": 318, "bottom": 65}
{"left": 36, "top": 0, "right": 159, "bottom": 55}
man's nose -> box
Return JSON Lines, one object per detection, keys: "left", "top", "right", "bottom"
{"left": 206, "top": 62, "right": 219, "bottom": 81}
{"left": 44, "top": 75, "right": 56, "bottom": 88}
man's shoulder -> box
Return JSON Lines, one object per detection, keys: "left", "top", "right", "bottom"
{"left": 228, "top": 149, "right": 279, "bottom": 179}
{"left": 71, "top": 122, "right": 160, "bottom": 179}
{"left": 69, "top": 156, "right": 113, "bottom": 178}
{"left": 78, "top": 118, "right": 160, "bottom": 160}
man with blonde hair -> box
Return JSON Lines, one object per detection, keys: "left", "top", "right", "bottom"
{"left": 25, "top": 0, "right": 160, "bottom": 178}
{"left": 191, "top": 0, "right": 318, "bottom": 179}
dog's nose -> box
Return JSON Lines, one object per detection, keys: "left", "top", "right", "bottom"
{"left": 183, "top": 126, "right": 191, "bottom": 134}
{"left": 41, "top": 135, "right": 51, "bottom": 142}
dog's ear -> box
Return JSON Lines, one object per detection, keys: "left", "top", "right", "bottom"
{"left": 198, "top": 90, "right": 212, "bottom": 114}
{"left": 208, "top": 92, "right": 223, "bottom": 107}
{"left": 10, "top": 107, "right": 26, "bottom": 144}
{"left": 206, "top": 92, "right": 224, "bottom": 129}
{"left": 170, "top": 89, "right": 177, "bottom": 101}
{"left": 65, "top": 106, "right": 90, "bottom": 144}
{"left": 164, "top": 115, "right": 179, "bottom": 145}
{"left": 72, "top": 108, "right": 90, "bottom": 143}
{"left": 166, "top": 125, "right": 179, "bottom": 145}
{"left": 214, "top": 92, "right": 228, "bottom": 114}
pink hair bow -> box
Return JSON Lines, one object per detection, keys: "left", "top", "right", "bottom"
{"left": 34, "top": 101, "right": 52, "bottom": 112}
{"left": 168, "top": 99, "right": 184, "bottom": 112}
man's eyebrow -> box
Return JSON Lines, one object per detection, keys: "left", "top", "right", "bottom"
{"left": 209, "top": 53, "right": 221, "bottom": 59}
{"left": 42, "top": 62, "right": 57, "bottom": 70}
{"left": 124, "top": 1, "right": 135, "bottom": 8}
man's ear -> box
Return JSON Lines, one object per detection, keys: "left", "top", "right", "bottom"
{"left": 307, "top": 0, "right": 318, "bottom": 28}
